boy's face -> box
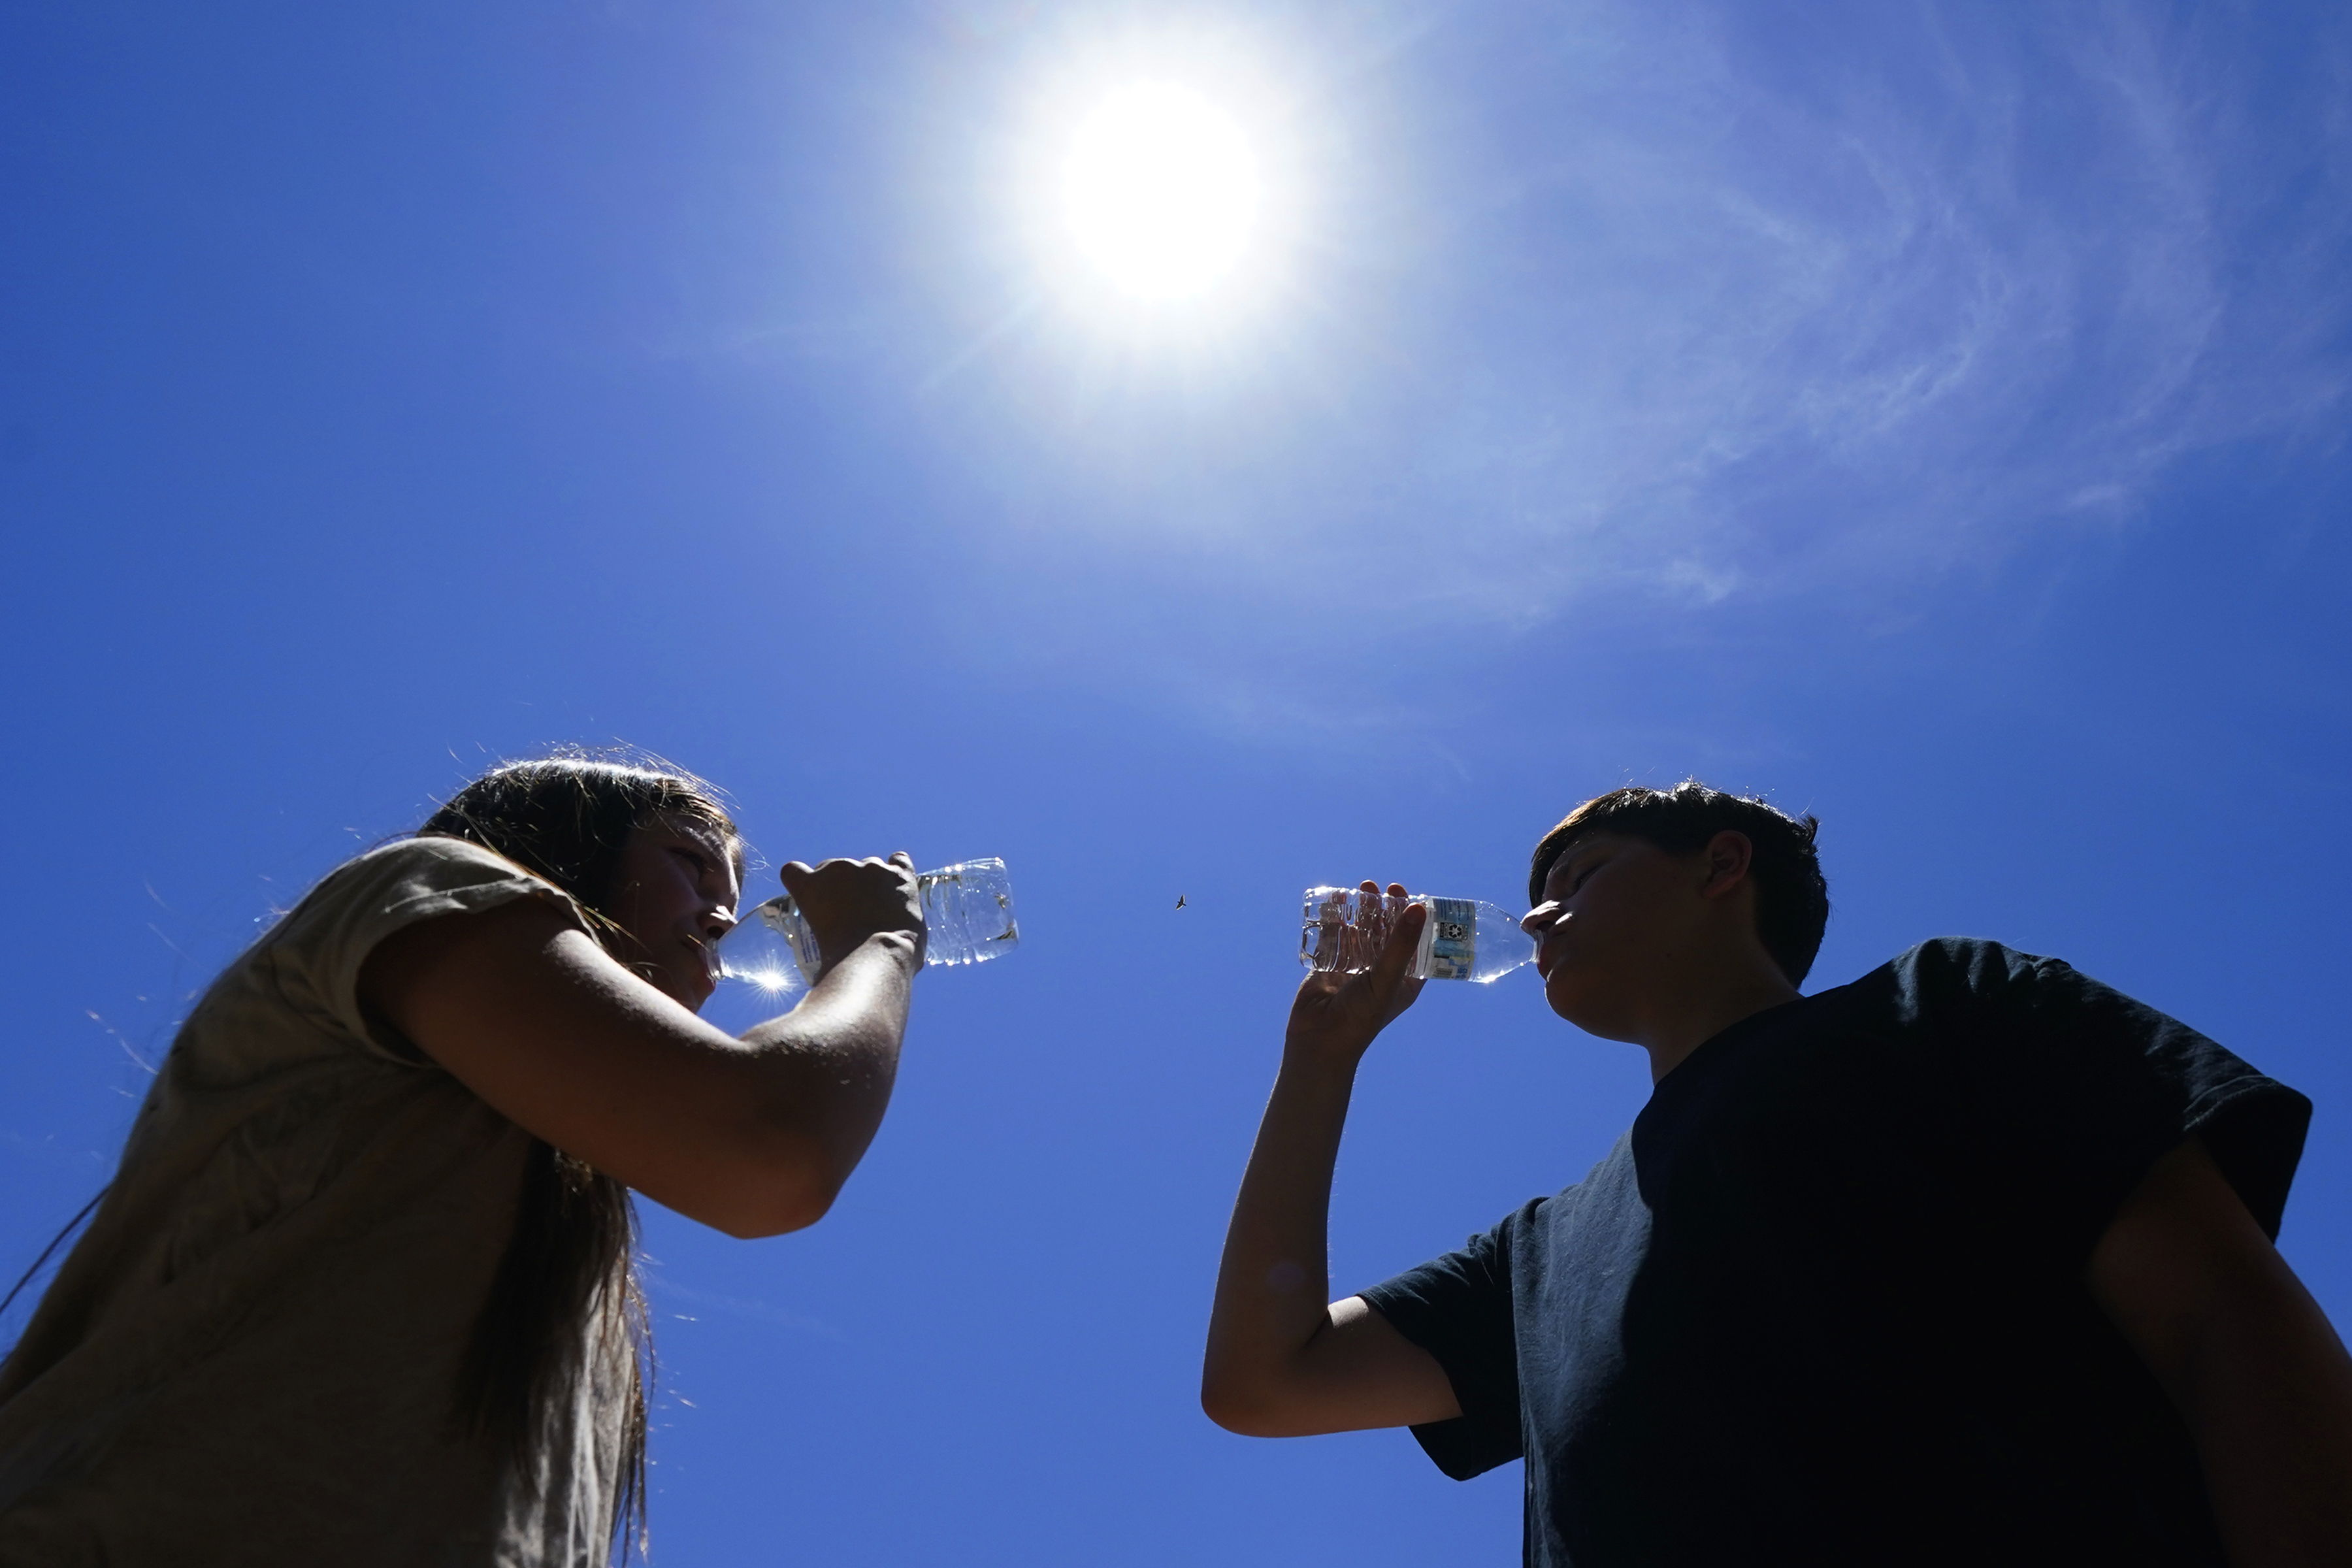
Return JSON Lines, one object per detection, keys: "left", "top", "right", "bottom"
{"left": 1521, "top": 832, "right": 1722, "bottom": 1041}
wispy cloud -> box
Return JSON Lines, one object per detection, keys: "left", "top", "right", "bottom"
{"left": 909, "top": 1, "right": 2350, "bottom": 636}
{"left": 1365, "top": 0, "right": 2352, "bottom": 616}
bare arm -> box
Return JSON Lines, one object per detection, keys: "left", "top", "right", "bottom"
{"left": 1202, "top": 885, "right": 1462, "bottom": 1437}
{"left": 2087, "top": 1136, "right": 2352, "bottom": 1567}
{"left": 361, "top": 855, "right": 923, "bottom": 1239}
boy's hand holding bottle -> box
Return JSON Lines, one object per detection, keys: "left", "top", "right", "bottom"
{"left": 1285, "top": 881, "right": 1428, "bottom": 1070}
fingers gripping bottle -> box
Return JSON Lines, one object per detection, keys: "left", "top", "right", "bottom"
{"left": 714, "top": 858, "right": 1018, "bottom": 1013}
{"left": 1299, "top": 886, "right": 1535, "bottom": 983}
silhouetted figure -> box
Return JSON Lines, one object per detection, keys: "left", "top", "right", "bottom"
{"left": 0, "top": 755, "right": 927, "bottom": 1565}
{"left": 1204, "top": 781, "right": 2352, "bottom": 1567}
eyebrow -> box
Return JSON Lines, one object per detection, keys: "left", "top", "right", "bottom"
{"left": 663, "top": 823, "right": 742, "bottom": 880}
{"left": 1552, "top": 841, "right": 1608, "bottom": 888}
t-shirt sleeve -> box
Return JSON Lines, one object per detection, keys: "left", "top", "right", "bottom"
{"left": 262, "top": 836, "right": 593, "bottom": 1064}
{"left": 1356, "top": 1203, "right": 1533, "bottom": 1481}
{"left": 1914, "top": 939, "right": 2311, "bottom": 1254}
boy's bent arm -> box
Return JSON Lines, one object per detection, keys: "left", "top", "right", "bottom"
{"left": 2087, "top": 1136, "right": 2352, "bottom": 1568}
{"left": 1202, "top": 890, "right": 1462, "bottom": 1437}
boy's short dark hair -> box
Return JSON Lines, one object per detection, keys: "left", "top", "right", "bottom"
{"left": 1529, "top": 781, "right": 1831, "bottom": 985}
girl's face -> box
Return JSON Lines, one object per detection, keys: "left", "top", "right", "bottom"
{"left": 602, "top": 814, "right": 742, "bottom": 1011}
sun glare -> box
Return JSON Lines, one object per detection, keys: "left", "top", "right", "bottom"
{"left": 1062, "top": 84, "right": 1261, "bottom": 302}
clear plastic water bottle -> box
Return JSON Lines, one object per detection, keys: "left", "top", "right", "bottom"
{"left": 1299, "top": 885, "right": 1535, "bottom": 983}
{"left": 711, "top": 858, "right": 1018, "bottom": 1020}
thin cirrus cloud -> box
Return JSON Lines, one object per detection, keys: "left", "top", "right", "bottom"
{"left": 896, "top": 2, "right": 2350, "bottom": 645}
{"left": 1544, "top": 3, "right": 2352, "bottom": 604}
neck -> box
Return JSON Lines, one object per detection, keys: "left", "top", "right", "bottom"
{"left": 1639, "top": 958, "right": 1803, "bottom": 1083}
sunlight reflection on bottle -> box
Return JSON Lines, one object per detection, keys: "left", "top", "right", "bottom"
{"left": 702, "top": 859, "right": 1018, "bottom": 1035}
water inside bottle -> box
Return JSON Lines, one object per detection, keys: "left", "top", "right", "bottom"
{"left": 717, "top": 899, "right": 817, "bottom": 997}
{"left": 918, "top": 858, "right": 1020, "bottom": 966}
{"left": 1301, "top": 886, "right": 1414, "bottom": 976}
{"left": 1299, "top": 885, "right": 1535, "bottom": 983}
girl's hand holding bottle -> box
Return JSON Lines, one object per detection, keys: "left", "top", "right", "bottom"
{"left": 708, "top": 858, "right": 1019, "bottom": 1029}
{"left": 772, "top": 853, "right": 926, "bottom": 982}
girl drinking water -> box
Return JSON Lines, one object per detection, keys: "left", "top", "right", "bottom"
{"left": 0, "top": 755, "right": 924, "bottom": 1565}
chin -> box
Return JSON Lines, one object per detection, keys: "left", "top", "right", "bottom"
{"left": 1539, "top": 968, "right": 1586, "bottom": 1021}
{"left": 1543, "top": 975, "right": 1617, "bottom": 1036}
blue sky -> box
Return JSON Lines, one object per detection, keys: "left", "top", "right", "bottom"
{"left": 4, "top": 2, "right": 2349, "bottom": 1562}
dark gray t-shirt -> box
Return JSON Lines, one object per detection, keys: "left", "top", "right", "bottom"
{"left": 1360, "top": 938, "right": 2310, "bottom": 1568}
{"left": 0, "top": 838, "right": 632, "bottom": 1567}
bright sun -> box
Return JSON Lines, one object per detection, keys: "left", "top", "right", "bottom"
{"left": 1062, "top": 84, "right": 1262, "bottom": 302}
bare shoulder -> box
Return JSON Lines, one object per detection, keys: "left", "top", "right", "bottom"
{"left": 358, "top": 894, "right": 589, "bottom": 1022}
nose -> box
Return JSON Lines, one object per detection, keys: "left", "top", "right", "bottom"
{"left": 1520, "top": 902, "right": 1560, "bottom": 939}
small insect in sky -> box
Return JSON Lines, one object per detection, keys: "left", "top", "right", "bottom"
{"left": 1175, "top": 894, "right": 1187, "bottom": 909}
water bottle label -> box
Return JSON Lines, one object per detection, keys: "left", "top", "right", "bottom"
{"left": 1424, "top": 898, "right": 1477, "bottom": 980}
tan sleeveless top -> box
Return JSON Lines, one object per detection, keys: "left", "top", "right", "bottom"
{"left": 0, "top": 838, "right": 632, "bottom": 1567}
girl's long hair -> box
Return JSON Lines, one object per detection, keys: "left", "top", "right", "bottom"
{"left": 418, "top": 754, "right": 743, "bottom": 1562}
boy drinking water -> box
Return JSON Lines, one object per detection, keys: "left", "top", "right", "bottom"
{"left": 1203, "top": 783, "right": 2352, "bottom": 1566}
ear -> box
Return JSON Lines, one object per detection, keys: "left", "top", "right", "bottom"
{"left": 1695, "top": 830, "right": 1754, "bottom": 900}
